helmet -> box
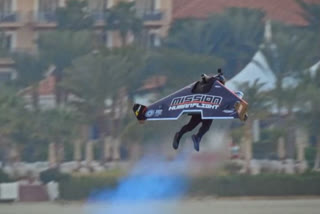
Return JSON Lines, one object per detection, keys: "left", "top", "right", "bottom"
{"left": 216, "top": 68, "right": 226, "bottom": 85}
{"left": 217, "top": 74, "right": 226, "bottom": 85}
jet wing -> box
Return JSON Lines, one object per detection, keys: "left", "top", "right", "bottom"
{"left": 133, "top": 81, "right": 248, "bottom": 122}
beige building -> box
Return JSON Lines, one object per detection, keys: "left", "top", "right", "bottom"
{"left": 0, "top": 0, "right": 172, "bottom": 80}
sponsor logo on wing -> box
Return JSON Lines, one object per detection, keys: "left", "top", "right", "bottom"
{"left": 223, "top": 109, "right": 235, "bottom": 114}
{"left": 169, "top": 94, "right": 222, "bottom": 111}
{"left": 145, "top": 109, "right": 163, "bottom": 118}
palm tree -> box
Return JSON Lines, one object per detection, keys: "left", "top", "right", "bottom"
{"left": 105, "top": 1, "right": 143, "bottom": 46}
{"left": 62, "top": 49, "right": 145, "bottom": 162}
{"left": 262, "top": 23, "right": 317, "bottom": 113}
{"left": 261, "top": 23, "right": 318, "bottom": 159}
{"left": 56, "top": 0, "right": 94, "bottom": 31}
{"left": 0, "top": 31, "right": 10, "bottom": 57}
{"left": 236, "top": 80, "right": 271, "bottom": 172}
{"left": 34, "top": 109, "right": 78, "bottom": 167}
{"left": 296, "top": 0, "right": 320, "bottom": 32}
{"left": 298, "top": 68, "right": 320, "bottom": 169}
{"left": 295, "top": 0, "right": 320, "bottom": 169}
{"left": 0, "top": 87, "right": 33, "bottom": 165}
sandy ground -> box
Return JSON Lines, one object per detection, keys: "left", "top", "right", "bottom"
{"left": 1, "top": 198, "right": 320, "bottom": 214}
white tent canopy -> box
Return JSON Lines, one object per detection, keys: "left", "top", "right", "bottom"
{"left": 310, "top": 61, "right": 320, "bottom": 77}
{"left": 226, "top": 51, "right": 320, "bottom": 92}
{"left": 226, "top": 51, "right": 276, "bottom": 92}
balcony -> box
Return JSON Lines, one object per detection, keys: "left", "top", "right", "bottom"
{"left": 0, "top": 48, "right": 36, "bottom": 67}
{"left": 33, "top": 11, "right": 57, "bottom": 29}
{"left": 140, "top": 10, "right": 167, "bottom": 28}
{"left": 91, "top": 10, "right": 106, "bottom": 22}
{"left": 0, "top": 11, "right": 19, "bottom": 22}
{"left": 91, "top": 9, "right": 166, "bottom": 28}
{"left": 90, "top": 10, "right": 107, "bottom": 27}
{"left": 35, "top": 11, "right": 57, "bottom": 22}
{"left": 0, "top": 12, "right": 22, "bottom": 28}
{"left": 31, "top": 9, "right": 167, "bottom": 29}
{"left": 33, "top": 10, "right": 106, "bottom": 28}
{"left": 142, "top": 10, "right": 164, "bottom": 21}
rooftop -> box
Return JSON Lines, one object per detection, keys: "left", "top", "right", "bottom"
{"left": 173, "top": 0, "right": 320, "bottom": 25}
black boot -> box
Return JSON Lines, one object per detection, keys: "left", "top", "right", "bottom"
{"left": 172, "top": 132, "right": 181, "bottom": 150}
{"left": 192, "top": 134, "right": 201, "bottom": 152}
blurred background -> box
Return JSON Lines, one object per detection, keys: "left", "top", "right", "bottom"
{"left": 0, "top": 0, "right": 320, "bottom": 213}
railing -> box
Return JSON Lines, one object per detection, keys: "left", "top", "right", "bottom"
{"left": 0, "top": 11, "right": 19, "bottom": 22}
{"left": 142, "top": 10, "right": 164, "bottom": 21}
{"left": 91, "top": 9, "right": 165, "bottom": 23}
{"left": 34, "top": 11, "right": 57, "bottom": 23}
{"left": 32, "top": 9, "right": 165, "bottom": 25}
{"left": 10, "top": 48, "right": 37, "bottom": 55}
{"left": 91, "top": 10, "right": 107, "bottom": 22}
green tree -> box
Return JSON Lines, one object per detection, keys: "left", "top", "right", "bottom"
{"left": 13, "top": 53, "right": 48, "bottom": 110}
{"left": 0, "top": 31, "right": 10, "bottom": 57}
{"left": 105, "top": 1, "right": 143, "bottom": 46}
{"left": 62, "top": 51, "right": 138, "bottom": 134}
{"left": 37, "top": 0, "right": 95, "bottom": 105}
{"left": 34, "top": 109, "right": 78, "bottom": 165}
{"left": 262, "top": 23, "right": 317, "bottom": 113}
{"left": 37, "top": 31, "right": 93, "bottom": 105}
{"left": 62, "top": 47, "right": 147, "bottom": 161}
{"left": 297, "top": 0, "right": 320, "bottom": 32}
{"left": 166, "top": 8, "right": 265, "bottom": 78}
{"left": 144, "top": 48, "right": 224, "bottom": 94}
{"left": 56, "top": 0, "right": 94, "bottom": 31}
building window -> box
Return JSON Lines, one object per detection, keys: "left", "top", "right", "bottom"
{"left": 0, "top": 0, "right": 17, "bottom": 22}
{"left": 150, "top": 0, "right": 160, "bottom": 11}
{"left": 0, "top": 0, "right": 12, "bottom": 12}
{"left": 89, "top": 0, "right": 110, "bottom": 22}
{"left": 149, "top": 33, "right": 161, "bottom": 47}
{"left": 143, "top": 0, "right": 163, "bottom": 21}
{"left": 107, "top": 0, "right": 114, "bottom": 8}
{"left": 37, "top": 0, "right": 58, "bottom": 22}
{"left": 101, "top": 31, "right": 113, "bottom": 48}
{"left": 88, "top": 0, "right": 109, "bottom": 11}
{"left": 106, "top": 31, "right": 113, "bottom": 48}
{"left": 4, "top": 33, "right": 11, "bottom": 50}
{"left": 0, "top": 31, "right": 15, "bottom": 52}
{"left": 38, "top": 0, "right": 58, "bottom": 12}
{"left": 38, "top": 0, "right": 59, "bottom": 12}
{"left": 150, "top": 0, "right": 155, "bottom": 11}
{"left": 0, "top": 69, "right": 15, "bottom": 82}
{"left": 0, "top": 72, "right": 12, "bottom": 82}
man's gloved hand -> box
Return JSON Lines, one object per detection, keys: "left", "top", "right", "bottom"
{"left": 201, "top": 73, "right": 209, "bottom": 83}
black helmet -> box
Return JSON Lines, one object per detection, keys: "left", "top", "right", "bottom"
{"left": 216, "top": 68, "right": 226, "bottom": 85}
{"left": 217, "top": 75, "right": 226, "bottom": 85}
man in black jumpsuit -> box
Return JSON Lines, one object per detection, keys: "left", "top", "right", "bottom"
{"left": 172, "top": 69, "right": 226, "bottom": 152}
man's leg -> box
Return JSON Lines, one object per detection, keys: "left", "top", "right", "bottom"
{"left": 197, "top": 119, "right": 213, "bottom": 139}
{"left": 173, "top": 115, "right": 202, "bottom": 150}
{"left": 192, "top": 119, "right": 213, "bottom": 151}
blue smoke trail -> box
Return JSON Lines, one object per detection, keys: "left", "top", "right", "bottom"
{"left": 87, "top": 154, "right": 189, "bottom": 214}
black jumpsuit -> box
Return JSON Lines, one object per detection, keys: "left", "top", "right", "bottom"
{"left": 176, "top": 76, "right": 218, "bottom": 142}
{"left": 177, "top": 114, "right": 213, "bottom": 140}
